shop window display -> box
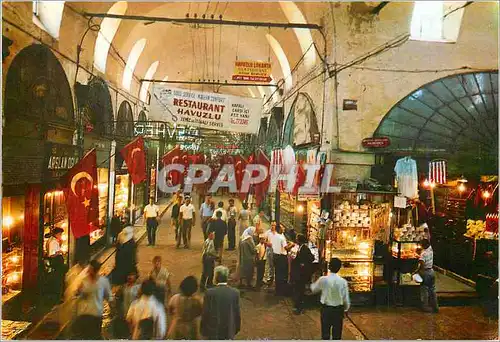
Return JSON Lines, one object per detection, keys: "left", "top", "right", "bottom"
{"left": 91, "top": 168, "right": 109, "bottom": 244}
{"left": 2, "top": 196, "right": 25, "bottom": 301}
{"left": 42, "top": 191, "right": 69, "bottom": 268}
{"left": 114, "top": 174, "right": 130, "bottom": 216}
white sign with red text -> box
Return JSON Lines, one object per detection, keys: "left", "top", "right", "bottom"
{"left": 150, "top": 85, "right": 263, "bottom": 134}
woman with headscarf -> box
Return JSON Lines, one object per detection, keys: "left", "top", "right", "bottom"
{"left": 111, "top": 226, "right": 138, "bottom": 285}
{"left": 239, "top": 228, "right": 257, "bottom": 289}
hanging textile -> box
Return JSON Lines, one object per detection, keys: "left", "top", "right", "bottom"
{"left": 394, "top": 156, "right": 418, "bottom": 199}
{"left": 429, "top": 160, "right": 447, "bottom": 184}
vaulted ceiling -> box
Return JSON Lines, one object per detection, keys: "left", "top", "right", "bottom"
{"left": 67, "top": 2, "right": 326, "bottom": 98}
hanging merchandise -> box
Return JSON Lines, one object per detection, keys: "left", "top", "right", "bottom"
{"left": 428, "top": 159, "right": 447, "bottom": 184}
{"left": 394, "top": 157, "right": 418, "bottom": 199}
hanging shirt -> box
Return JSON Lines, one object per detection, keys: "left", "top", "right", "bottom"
{"left": 394, "top": 157, "right": 418, "bottom": 199}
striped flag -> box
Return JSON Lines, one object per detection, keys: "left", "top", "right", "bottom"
{"left": 271, "top": 148, "right": 286, "bottom": 192}
{"left": 429, "top": 160, "right": 447, "bottom": 184}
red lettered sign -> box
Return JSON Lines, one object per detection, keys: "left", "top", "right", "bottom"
{"left": 362, "top": 137, "right": 391, "bottom": 148}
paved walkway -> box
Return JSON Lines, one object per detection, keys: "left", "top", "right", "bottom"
{"left": 21, "top": 194, "right": 498, "bottom": 340}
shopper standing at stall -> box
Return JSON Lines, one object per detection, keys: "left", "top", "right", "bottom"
{"left": 179, "top": 196, "right": 196, "bottom": 249}
{"left": 310, "top": 258, "right": 350, "bottom": 340}
{"left": 413, "top": 239, "right": 439, "bottom": 313}
{"left": 144, "top": 198, "right": 160, "bottom": 246}
{"left": 292, "top": 234, "right": 315, "bottom": 314}
{"left": 227, "top": 199, "right": 238, "bottom": 251}
{"left": 267, "top": 221, "right": 288, "bottom": 295}
{"left": 200, "top": 195, "right": 214, "bottom": 240}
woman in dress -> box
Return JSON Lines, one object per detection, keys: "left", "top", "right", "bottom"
{"left": 238, "top": 203, "right": 251, "bottom": 238}
{"left": 239, "top": 229, "right": 257, "bottom": 288}
{"left": 167, "top": 276, "right": 203, "bottom": 340}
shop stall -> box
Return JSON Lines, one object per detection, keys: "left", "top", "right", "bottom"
{"left": 325, "top": 190, "right": 394, "bottom": 299}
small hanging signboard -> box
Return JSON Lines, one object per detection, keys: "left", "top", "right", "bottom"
{"left": 362, "top": 137, "right": 391, "bottom": 148}
{"left": 232, "top": 60, "right": 272, "bottom": 82}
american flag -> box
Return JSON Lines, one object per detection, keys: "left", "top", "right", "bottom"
{"left": 429, "top": 160, "right": 447, "bottom": 184}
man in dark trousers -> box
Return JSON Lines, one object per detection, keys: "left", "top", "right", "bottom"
{"left": 291, "top": 234, "right": 315, "bottom": 314}
{"left": 208, "top": 210, "right": 227, "bottom": 262}
{"left": 310, "top": 258, "right": 350, "bottom": 340}
{"left": 201, "top": 266, "right": 241, "bottom": 340}
{"left": 226, "top": 199, "right": 237, "bottom": 251}
{"left": 201, "top": 230, "right": 218, "bottom": 291}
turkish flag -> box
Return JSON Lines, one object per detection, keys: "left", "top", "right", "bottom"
{"left": 254, "top": 149, "right": 271, "bottom": 207}
{"left": 63, "top": 149, "right": 99, "bottom": 239}
{"left": 293, "top": 161, "right": 307, "bottom": 195}
{"left": 120, "top": 136, "right": 147, "bottom": 185}
{"left": 162, "top": 145, "right": 182, "bottom": 186}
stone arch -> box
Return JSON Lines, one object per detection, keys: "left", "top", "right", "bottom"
{"left": 4, "top": 44, "right": 74, "bottom": 128}
{"left": 116, "top": 100, "right": 134, "bottom": 137}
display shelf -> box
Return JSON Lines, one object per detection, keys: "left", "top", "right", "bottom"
{"left": 391, "top": 240, "right": 421, "bottom": 259}
{"left": 329, "top": 260, "right": 374, "bottom": 292}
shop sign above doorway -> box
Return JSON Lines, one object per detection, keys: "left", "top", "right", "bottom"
{"left": 232, "top": 60, "right": 272, "bottom": 82}
{"left": 362, "top": 137, "right": 391, "bottom": 148}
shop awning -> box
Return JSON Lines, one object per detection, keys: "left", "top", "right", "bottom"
{"left": 374, "top": 71, "right": 498, "bottom": 157}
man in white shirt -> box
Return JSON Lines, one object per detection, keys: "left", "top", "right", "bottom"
{"left": 212, "top": 201, "right": 227, "bottom": 222}
{"left": 310, "top": 257, "right": 350, "bottom": 340}
{"left": 266, "top": 222, "right": 288, "bottom": 295}
{"left": 46, "top": 228, "right": 65, "bottom": 301}
{"left": 127, "top": 279, "right": 167, "bottom": 339}
{"left": 144, "top": 198, "right": 160, "bottom": 246}
{"left": 179, "top": 197, "right": 196, "bottom": 249}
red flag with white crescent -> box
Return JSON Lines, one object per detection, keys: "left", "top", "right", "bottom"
{"left": 162, "top": 145, "right": 182, "bottom": 185}
{"left": 63, "top": 149, "right": 99, "bottom": 238}
{"left": 120, "top": 136, "right": 147, "bottom": 185}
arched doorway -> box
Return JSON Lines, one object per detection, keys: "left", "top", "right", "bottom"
{"left": 81, "top": 77, "right": 114, "bottom": 136}
{"left": 282, "top": 92, "right": 320, "bottom": 147}
{"left": 116, "top": 101, "right": 134, "bottom": 137}
{"left": 2, "top": 44, "right": 76, "bottom": 293}
{"left": 138, "top": 110, "right": 147, "bottom": 123}
{"left": 4, "top": 44, "right": 74, "bottom": 128}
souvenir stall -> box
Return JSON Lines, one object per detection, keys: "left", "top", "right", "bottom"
{"left": 325, "top": 189, "right": 395, "bottom": 298}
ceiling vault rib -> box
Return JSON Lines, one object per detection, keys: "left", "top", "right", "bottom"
{"left": 83, "top": 12, "right": 322, "bottom": 30}
{"left": 143, "top": 79, "right": 279, "bottom": 87}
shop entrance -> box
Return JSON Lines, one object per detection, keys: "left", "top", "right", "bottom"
{"left": 371, "top": 71, "right": 499, "bottom": 302}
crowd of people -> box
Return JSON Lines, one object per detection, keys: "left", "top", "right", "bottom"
{"left": 48, "top": 190, "right": 442, "bottom": 340}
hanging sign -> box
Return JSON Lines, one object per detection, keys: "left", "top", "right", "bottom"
{"left": 362, "top": 137, "right": 391, "bottom": 148}
{"left": 232, "top": 60, "right": 272, "bottom": 82}
{"left": 150, "top": 85, "right": 263, "bottom": 134}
